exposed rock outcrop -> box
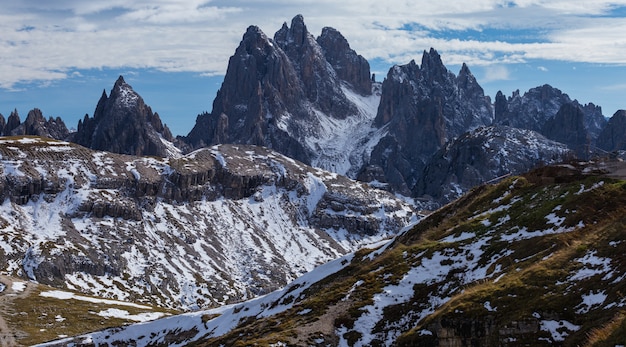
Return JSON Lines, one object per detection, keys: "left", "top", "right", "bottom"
{"left": 183, "top": 15, "right": 374, "bottom": 172}
{"left": 7, "top": 108, "right": 69, "bottom": 139}
{"left": 494, "top": 84, "right": 606, "bottom": 145}
{"left": 316, "top": 26, "right": 372, "bottom": 95}
{"left": 184, "top": 24, "right": 312, "bottom": 163}
{"left": 3, "top": 109, "right": 22, "bottom": 136}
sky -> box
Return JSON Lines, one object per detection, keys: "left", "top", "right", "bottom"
{"left": 1, "top": 1, "right": 626, "bottom": 137}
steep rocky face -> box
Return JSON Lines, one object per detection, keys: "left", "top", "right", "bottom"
{"left": 579, "top": 102, "right": 606, "bottom": 140}
{"left": 3, "top": 109, "right": 21, "bottom": 136}
{"left": 494, "top": 84, "right": 606, "bottom": 144}
{"left": 494, "top": 85, "right": 570, "bottom": 132}
{"left": 184, "top": 15, "right": 378, "bottom": 177}
{"left": 414, "top": 126, "right": 573, "bottom": 203}
{"left": 71, "top": 76, "right": 176, "bottom": 158}
{"left": 0, "top": 136, "right": 415, "bottom": 310}
{"left": 185, "top": 25, "right": 312, "bottom": 163}
{"left": 317, "top": 26, "right": 372, "bottom": 95}
{"left": 7, "top": 108, "right": 69, "bottom": 140}
{"left": 274, "top": 15, "right": 358, "bottom": 119}
{"left": 596, "top": 109, "right": 626, "bottom": 151}
{"left": 542, "top": 102, "right": 590, "bottom": 157}
{"left": 365, "top": 50, "right": 493, "bottom": 195}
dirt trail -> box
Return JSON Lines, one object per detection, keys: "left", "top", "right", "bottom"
{"left": 0, "top": 276, "right": 37, "bottom": 347}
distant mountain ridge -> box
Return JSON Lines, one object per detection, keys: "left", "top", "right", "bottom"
{"left": 4, "top": 14, "right": 626, "bottom": 206}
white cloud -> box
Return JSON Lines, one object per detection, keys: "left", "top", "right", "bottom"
{"left": 1, "top": 0, "right": 626, "bottom": 88}
{"left": 482, "top": 65, "right": 511, "bottom": 82}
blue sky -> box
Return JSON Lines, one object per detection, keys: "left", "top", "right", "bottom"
{"left": 1, "top": 1, "right": 626, "bottom": 137}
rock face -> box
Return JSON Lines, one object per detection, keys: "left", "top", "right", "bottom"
{"left": 71, "top": 76, "right": 177, "bottom": 158}
{"left": 185, "top": 24, "right": 312, "bottom": 162}
{"left": 414, "top": 126, "right": 573, "bottom": 203}
{"left": 596, "top": 109, "right": 626, "bottom": 151}
{"left": 3, "top": 109, "right": 22, "bottom": 136}
{"left": 274, "top": 15, "right": 358, "bottom": 120}
{"left": 542, "top": 103, "right": 590, "bottom": 157}
{"left": 0, "top": 136, "right": 415, "bottom": 310}
{"left": 183, "top": 15, "right": 378, "bottom": 175}
{"left": 316, "top": 26, "right": 372, "bottom": 96}
{"left": 365, "top": 51, "right": 493, "bottom": 195}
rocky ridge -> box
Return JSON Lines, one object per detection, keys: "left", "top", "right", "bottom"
{"left": 366, "top": 52, "right": 494, "bottom": 195}
{"left": 0, "top": 108, "right": 69, "bottom": 139}
{"left": 414, "top": 126, "right": 573, "bottom": 202}
{"left": 0, "top": 136, "right": 415, "bottom": 311}
{"left": 596, "top": 109, "right": 626, "bottom": 152}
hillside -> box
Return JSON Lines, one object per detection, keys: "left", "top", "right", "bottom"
{"left": 48, "top": 160, "right": 626, "bottom": 346}
{"left": 0, "top": 136, "right": 415, "bottom": 316}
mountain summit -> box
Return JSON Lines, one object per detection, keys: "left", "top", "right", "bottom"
{"left": 183, "top": 15, "right": 380, "bottom": 176}
{"left": 72, "top": 76, "right": 177, "bottom": 157}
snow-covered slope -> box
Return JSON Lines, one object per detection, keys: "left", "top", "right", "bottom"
{"left": 0, "top": 136, "right": 415, "bottom": 311}
{"left": 54, "top": 161, "right": 626, "bottom": 346}
{"left": 304, "top": 84, "right": 385, "bottom": 177}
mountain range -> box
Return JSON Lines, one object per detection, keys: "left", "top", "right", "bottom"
{"left": 3, "top": 15, "right": 623, "bottom": 206}
{"left": 1, "top": 14, "right": 626, "bottom": 346}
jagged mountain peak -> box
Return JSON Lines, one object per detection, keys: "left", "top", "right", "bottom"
{"left": 317, "top": 26, "right": 372, "bottom": 95}
{"left": 420, "top": 47, "right": 449, "bottom": 80}
{"left": 274, "top": 14, "right": 309, "bottom": 47}
{"left": 71, "top": 76, "right": 178, "bottom": 158}
{"left": 369, "top": 50, "right": 493, "bottom": 195}
{"left": 185, "top": 14, "right": 374, "bottom": 176}
{"left": 240, "top": 25, "right": 272, "bottom": 47}
{"left": 110, "top": 75, "right": 140, "bottom": 109}
{"left": 0, "top": 108, "right": 69, "bottom": 139}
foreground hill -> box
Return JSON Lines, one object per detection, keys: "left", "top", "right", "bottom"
{"left": 0, "top": 136, "right": 414, "bottom": 314}
{"left": 51, "top": 160, "right": 626, "bottom": 346}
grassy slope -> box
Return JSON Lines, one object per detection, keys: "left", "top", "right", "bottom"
{"left": 0, "top": 279, "right": 176, "bottom": 346}
{"left": 198, "top": 164, "right": 626, "bottom": 346}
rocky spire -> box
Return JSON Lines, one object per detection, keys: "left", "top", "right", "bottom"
{"left": 596, "top": 109, "right": 626, "bottom": 152}
{"left": 184, "top": 15, "right": 371, "bottom": 166}
{"left": 273, "top": 14, "right": 356, "bottom": 119}
{"left": 317, "top": 26, "right": 372, "bottom": 95}
{"left": 71, "top": 76, "right": 176, "bottom": 157}
{"left": 4, "top": 109, "right": 21, "bottom": 136}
